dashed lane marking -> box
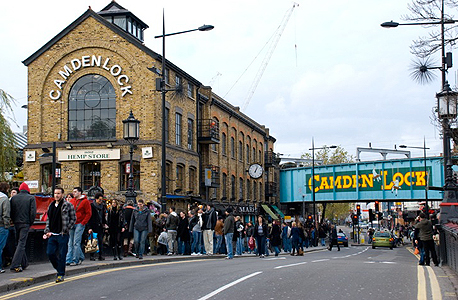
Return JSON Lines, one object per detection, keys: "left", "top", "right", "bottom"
{"left": 311, "top": 259, "right": 329, "bottom": 263}
{"left": 197, "top": 271, "right": 263, "bottom": 300}
{"left": 274, "top": 262, "right": 308, "bottom": 269}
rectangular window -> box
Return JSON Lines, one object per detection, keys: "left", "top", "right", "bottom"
{"left": 247, "top": 180, "right": 251, "bottom": 201}
{"left": 187, "top": 119, "right": 194, "bottom": 150}
{"left": 120, "top": 162, "right": 140, "bottom": 191}
{"left": 165, "top": 108, "right": 170, "bottom": 144}
{"left": 165, "top": 68, "right": 170, "bottom": 85}
{"left": 175, "top": 113, "right": 182, "bottom": 146}
{"left": 187, "top": 82, "right": 194, "bottom": 98}
{"left": 176, "top": 75, "right": 182, "bottom": 88}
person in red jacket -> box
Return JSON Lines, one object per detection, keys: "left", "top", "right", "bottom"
{"left": 65, "top": 187, "right": 92, "bottom": 266}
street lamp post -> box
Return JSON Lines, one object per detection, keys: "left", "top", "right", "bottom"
{"left": 399, "top": 138, "right": 430, "bottom": 216}
{"left": 123, "top": 111, "right": 140, "bottom": 204}
{"left": 309, "top": 139, "right": 337, "bottom": 227}
{"left": 41, "top": 142, "right": 57, "bottom": 194}
{"left": 154, "top": 11, "right": 213, "bottom": 213}
{"left": 382, "top": 0, "right": 458, "bottom": 224}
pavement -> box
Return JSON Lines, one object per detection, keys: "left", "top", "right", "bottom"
{"left": 0, "top": 246, "right": 327, "bottom": 293}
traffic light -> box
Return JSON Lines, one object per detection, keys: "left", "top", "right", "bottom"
{"left": 352, "top": 214, "right": 359, "bottom": 225}
{"left": 369, "top": 209, "right": 374, "bottom": 222}
{"left": 356, "top": 205, "right": 361, "bottom": 215}
{"left": 307, "top": 215, "right": 312, "bottom": 222}
{"left": 375, "top": 201, "right": 380, "bottom": 212}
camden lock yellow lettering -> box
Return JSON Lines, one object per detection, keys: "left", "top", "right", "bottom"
{"left": 308, "top": 169, "right": 427, "bottom": 193}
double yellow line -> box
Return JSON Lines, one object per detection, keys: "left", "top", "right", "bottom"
{"left": 407, "top": 247, "right": 442, "bottom": 300}
{"left": 0, "top": 259, "right": 209, "bottom": 299}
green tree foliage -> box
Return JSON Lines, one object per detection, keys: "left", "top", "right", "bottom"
{"left": 0, "top": 89, "right": 17, "bottom": 181}
{"left": 302, "top": 146, "right": 354, "bottom": 222}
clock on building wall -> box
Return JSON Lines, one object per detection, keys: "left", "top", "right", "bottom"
{"left": 248, "top": 163, "right": 263, "bottom": 179}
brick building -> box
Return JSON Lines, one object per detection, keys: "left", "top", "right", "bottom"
{"left": 22, "top": 1, "right": 280, "bottom": 221}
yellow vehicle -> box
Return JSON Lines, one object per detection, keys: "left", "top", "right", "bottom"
{"left": 372, "top": 231, "right": 394, "bottom": 250}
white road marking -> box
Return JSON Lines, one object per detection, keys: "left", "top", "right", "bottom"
{"left": 417, "top": 265, "right": 427, "bottom": 300}
{"left": 380, "top": 261, "right": 396, "bottom": 264}
{"left": 364, "top": 261, "right": 376, "bottom": 264}
{"left": 311, "top": 259, "right": 329, "bottom": 263}
{"left": 197, "top": 271, "right": 263, "bottom": 300}
{"left": 274, "top": 262, "right": 308, "bottom": 269}
{"left": 264, "top": 257, "right": 286, "bottom": 261}
{"left": 426, "top": 266, "right": 442, "bottom": 300}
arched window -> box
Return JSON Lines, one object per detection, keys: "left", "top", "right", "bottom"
{"left": 222, "top": 173, "right": 227, "bottom": 199}
{"left": 238, "top": 141, "right": 243, "bottom": 161}
{"left": 166, "top": 161, "right": 172, "bottom": 194}
{"left": 239, "top": 177, "right": 243, "bottom": 200}
{"left": 120, "top": 161, "right": 140, "bottom": 191}
{"left": 176, "top": 164, "right": 185, "bottom": 192}
{"left": 222, "top": 133, "right": 227, "bottom": 155}
{"left": 231, "top": 137, "right": 235, "bottom": 159}
{"left": 189, "top": 167, "right": 197, "bottom": 193}
{"left": 68, "top": 74, "right": 116, "bottom": 141}
{"left": 231, "top": 175, "right": 236, "bottom": 200}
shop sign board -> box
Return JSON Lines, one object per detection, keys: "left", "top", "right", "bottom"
{"left": 58, "top": 149, "right": 121, "bottom": 161}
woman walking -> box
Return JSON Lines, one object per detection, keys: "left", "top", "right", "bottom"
{"left": 253, "top": 216, "right": 268, "bottom": 258}
{"left": 107, "top": 200, "right": 124, "bottom": 260}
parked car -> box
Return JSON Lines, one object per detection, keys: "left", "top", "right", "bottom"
{"left": 371, "top": 231, "right": 394, "bottom": 250}
{"left": 337, "top": 232, "right": 349, "bottom": 247}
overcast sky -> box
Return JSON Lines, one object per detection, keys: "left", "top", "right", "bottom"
{"left": 1, "top": 0, "right": 454, "bottom": 161}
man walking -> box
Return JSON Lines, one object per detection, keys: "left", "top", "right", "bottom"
{"left": 223, "top": 208, "right": 235, "bottom": 259}
{"left": 66, "top": 187, "right": 91, "bottom": 266}
{"left": 10, "top": 182, "right": 36, "bottom": 272}
{"left": 328, "top": 224, "right": 340, "bottom": 251}
{"left": 43, "top": 187, "right": 76, "bottom": 283}
{"left": 202, "top": 203, "right": 217, "bottom": 255}
{"left": 0, "top": 183, "right": 11, "bottom": 273}
{"left": 415, "top": 212, "right": 439, "bottom": 266}
{"left": 166, "top": 206, "right": 179, "bottom": 255}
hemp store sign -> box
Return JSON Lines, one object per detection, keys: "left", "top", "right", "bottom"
{"left": 58, "top": 149, "right": 121, "bottom": 161}
{"left": 49, "top": 55, "right": 133, "bottom": 100}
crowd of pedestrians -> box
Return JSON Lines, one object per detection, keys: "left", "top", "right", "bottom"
{"left": 0, "top": 182, "right": 335, "bottom": 284}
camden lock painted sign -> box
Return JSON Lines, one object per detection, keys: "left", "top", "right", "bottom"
{"left": 49, "top": 55, "right": 132, "bottom": 100}
{"left": 305, "top": 166, "right": 431, "bottom": 194}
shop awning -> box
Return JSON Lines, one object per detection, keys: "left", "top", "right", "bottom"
{"left": 271, "top": 205, "right": 285, "bottom": 218}
{"left": 261, "top": 204, "right": 279, "bottom": 220}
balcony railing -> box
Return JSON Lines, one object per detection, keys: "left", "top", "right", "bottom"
{"left": 198, "top": 119, "right": 220, "bottom": 144}
{"left": 265, "top": 151, "right": 281, "bottom": 167}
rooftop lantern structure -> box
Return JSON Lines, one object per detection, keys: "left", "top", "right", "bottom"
{"left": 98, "top": 1, "right": 149, "bottom": 42}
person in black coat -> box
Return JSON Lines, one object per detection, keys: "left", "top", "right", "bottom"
{"left": 107, "top": 200, "right": 124, "bottom": 260}
{"left": 88, "top": 193, "right": 107, "bottom": 260}
{"left": 177, "top": 211, "right": 190, "bottom": 255}
{"left": 328, "top": 224, "right": 340, "bottom": 251}
{"left": 253, "top": 216, "right": 269, "bottom": 258}
{"left": 270, "top": 220, "right": 282, "bottom": 256}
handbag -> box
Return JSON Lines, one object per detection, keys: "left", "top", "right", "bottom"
{"left": 85, "top": 233, "right": 99, "bottom": 253}
{"left": 248, "top": 236, "right": 255, "bottom": 250}
{"left": 414, "top": 247, "right": 420, "bottom": 255}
